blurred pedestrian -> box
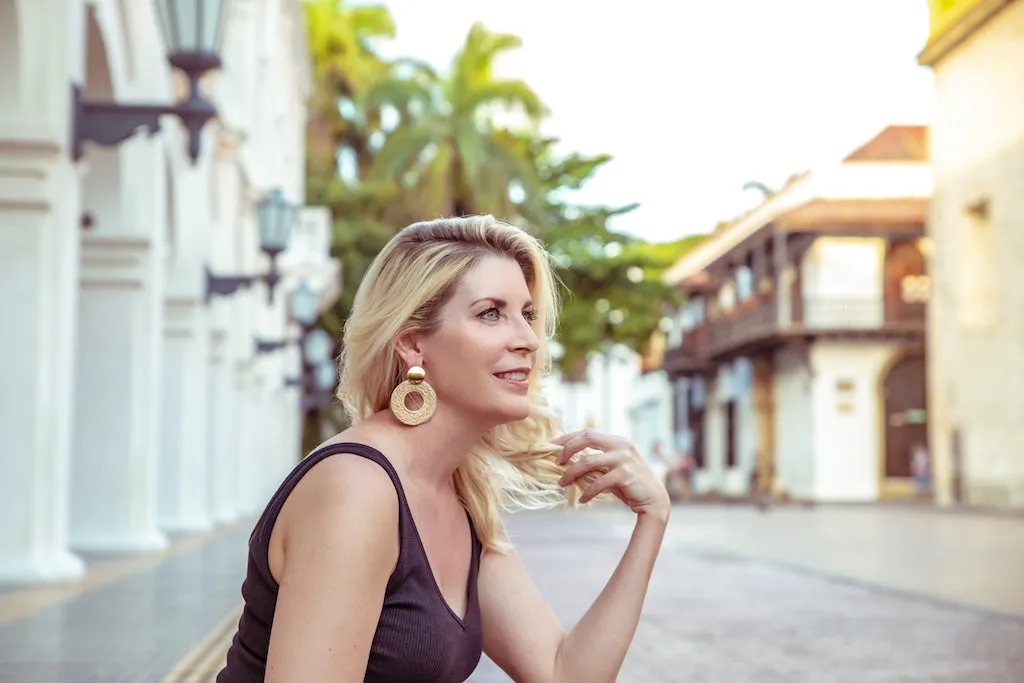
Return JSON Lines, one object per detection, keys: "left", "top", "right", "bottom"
{"left": 911, "top": 443, "right": 931, "bottom": 499}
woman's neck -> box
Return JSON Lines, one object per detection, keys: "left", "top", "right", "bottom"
{"left": 352, "top": 407, "right": 488, "bottom": 493}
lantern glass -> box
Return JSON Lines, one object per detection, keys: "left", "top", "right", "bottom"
{"left": 314, "top": 360, "right": 338, "bottom": 392}
{"left": 153, "top": 0, "right": 227, "bottom": 55}
{"left": 304, "top": 329, "right": 334, "bottom": 364}
{"left": 257, "top": 188, "right": 295, "bottom": 255}
{"left": 289, "top": 282, "right": 318, "bottom": 326}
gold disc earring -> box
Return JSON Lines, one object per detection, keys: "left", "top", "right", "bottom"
{"left": 389, "top": 365, "right": 437, "bottom": 426}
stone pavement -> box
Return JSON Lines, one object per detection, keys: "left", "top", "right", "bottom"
{"left": 647, "top": 502, "right": 1024, "bottom": 617}
{"left": 0, "top": 505, "right": 1021, "bottom": 682}
{"left": 470, "top": 507, "right": 1024, "bottom": 683}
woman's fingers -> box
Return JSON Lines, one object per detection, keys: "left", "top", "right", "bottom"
{"left": 558, "top": 450, "right": 624, "bottom": 487}
{"left": 578, "top": 469, "right": 626, "bottom": 504}
{"left": 555, "top": 429, "right": 628, "bottom": 465}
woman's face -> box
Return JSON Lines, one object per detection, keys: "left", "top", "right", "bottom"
{"left": 417, "top": 254, "right": 540, "bottom": 426}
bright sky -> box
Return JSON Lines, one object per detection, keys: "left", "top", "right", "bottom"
{"left": 370, "top": 0, "right": 935, "bottom": 243}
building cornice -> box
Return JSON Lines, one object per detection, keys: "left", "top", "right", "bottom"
{"left": 919, "top": 0, "right": 1015, "bottom": 67}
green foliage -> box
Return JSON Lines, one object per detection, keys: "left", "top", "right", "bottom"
{"left": 301, "top": 2, "right": 705, "bottom": 384}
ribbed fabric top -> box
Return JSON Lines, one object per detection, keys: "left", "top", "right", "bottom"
{"left": 216, "top": 442, "right": 483, "bottom": 683}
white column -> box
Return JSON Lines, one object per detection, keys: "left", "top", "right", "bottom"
{"left": 159, "top": 300, "right": 213, "bottom": 532}
{"left": 280, "top": 388, "right": 303, "bottom": 475}
{"left": 69, "top": 137, "right": 168, "bottom": 553}
{"left": 0, "top": 148, "right": 86, "bottom": 582}
{"left": 704, "top": 375, "right": 726, "bottom": 493}
{"left": 260, "top": 388, "right": 285, "bottom": 504}
{"left": 234, "top": 365, "right": 261, "bottom": 516}
{"left": 207, "top": 328, "right": 240, "bottom": 524}
{"left": 0, "top": 0, "right": 90, "bottom": 582}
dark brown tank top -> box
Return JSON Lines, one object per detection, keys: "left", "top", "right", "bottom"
{"left": 216, "top": 442, "right": 483, "bottom": 682}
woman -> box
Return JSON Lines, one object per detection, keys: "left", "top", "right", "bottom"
{"left": 217, "top": 215, "right": 670, "bottom": 682}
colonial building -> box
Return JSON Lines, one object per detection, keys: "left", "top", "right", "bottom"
{"left": 919, "top": 0, "right": 1024, "bottom": 509}
{"left": 661, "top": 125, "right": 932, "bottom": 502}
{"left": 0, "top": 0, "right": 337, "bottom": 584}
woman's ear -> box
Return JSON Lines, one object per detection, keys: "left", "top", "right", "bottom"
{"left": 392, "top": 329, "right": 424, "bottom": 371}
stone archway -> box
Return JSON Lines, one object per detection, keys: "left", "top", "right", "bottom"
{"left": 79, "top": 5, "right": 123, "bottom": 227}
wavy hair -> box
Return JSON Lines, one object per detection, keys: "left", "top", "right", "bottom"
{"left": 337, "top": 215, "right": 584, "bottom": 551}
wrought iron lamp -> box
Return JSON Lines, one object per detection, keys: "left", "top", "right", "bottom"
{"left": 281, "top": 281, "right": 338, "bottom": 409}
{"left": 205, "top": 188, "right": 298, "bottom": 305}
{"left": 72, "top": 0, "right": 229, "bottom": 162}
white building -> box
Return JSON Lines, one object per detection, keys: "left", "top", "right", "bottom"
{"left": 545, "top": 341, "right": 674, "bottom": 476}
{"left": 0, "top": 0, "right": 338, "bottom": 584}
{"left": 918, "top": 0, "right": 1024, "bottom": 509}
{"left": 661, "top": 125, "right": 932, "bottom": 502}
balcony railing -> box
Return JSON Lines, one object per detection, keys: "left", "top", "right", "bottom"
{"left": 706, "top": 297, "right": 778, "bottom": 356}
{"left": 669, "top": 294, "right": 925, "bottom": 368}
{"left": 799, "top": 296, "right": 925, "bottom": 330}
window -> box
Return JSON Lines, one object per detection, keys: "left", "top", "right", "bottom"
{"left": 958, "top": 198, "right": 996, "bottom": 329}
{"left": 719, "top": 283, "right": 736, "bottom": 312}
{"left": 736, "top": 266, "right": 754, "bottom": 301}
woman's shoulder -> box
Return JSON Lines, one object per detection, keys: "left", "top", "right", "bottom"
{"left": 291, "top": 441, "right": 399, "bottom": 518}
{"left": 277, "top": 439, "right": 402, "bottom": 554}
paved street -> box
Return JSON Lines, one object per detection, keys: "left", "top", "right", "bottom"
{"left": 0, "top": 505, "right": 1021, "bottom": 681}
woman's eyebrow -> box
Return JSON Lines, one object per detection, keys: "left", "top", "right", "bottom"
{"left": 471, "top": 297, "right": 506, "bottom": 308}
{"left": 470, "top": 297, "right": 534, "bottom": 308}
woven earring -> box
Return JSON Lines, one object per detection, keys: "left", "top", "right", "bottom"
{"left": 389, "top": 365, "right": 437, "bottom": 426}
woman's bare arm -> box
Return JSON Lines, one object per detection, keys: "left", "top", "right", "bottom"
{"left": 479, "top": 511, "right": 666, "bottom": 683}
{"left": 265, "top": 456, "right": 400, "bottom": 683}
{"left": 551, "top": 510, "right": 667, "bottom": 682}
{"left": 480, "top": 428, "right": 670, "bottom": 683}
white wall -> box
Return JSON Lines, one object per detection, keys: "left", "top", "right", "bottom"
{"left": 546, "top": 344, "right": 637, "bottom": 436}
{"left": 773, "top": 346, "right": 814, "bottom": 499}
{"left": 927, "top": 0, "right": 1024, "bottom": 509}
{"left": 627, "top": 368, "right": 673, "bottom": 471}
{"left": 809, "top": 341, "right": 897, "bottom": 501}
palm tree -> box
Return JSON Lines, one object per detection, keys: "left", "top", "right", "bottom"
{"left": 362, "top": 22, "right": 547, "bottom": 218}
{"left": 303, "top": 0, "right": 396, "bottom": 190}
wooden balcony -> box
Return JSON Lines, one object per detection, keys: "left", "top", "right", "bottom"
{"left": 662, "top": 327, "right": 713, "bottom": 375}
{"left": 663, "top": 294, "right": 925, "bottom": 375}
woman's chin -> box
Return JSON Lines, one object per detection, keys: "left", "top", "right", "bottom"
{"left": 481, "top": 398, "right": 531, "bottom": 426}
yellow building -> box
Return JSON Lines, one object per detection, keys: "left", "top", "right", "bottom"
{"left": 919, "top": 0, "right": 1024, "bottom": 508}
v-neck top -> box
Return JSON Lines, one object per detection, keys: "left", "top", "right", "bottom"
{"left": 216, "top": 442, "right": 484, "bottom": 683}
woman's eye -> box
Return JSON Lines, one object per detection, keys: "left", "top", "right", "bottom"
{"left": 481, "top": 308, "right": 501, "bottom": 321}
{"left": 523, "top": 310, "right": 538, "bottom": 323}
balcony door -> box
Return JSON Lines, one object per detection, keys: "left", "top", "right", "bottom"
{"left": 884, "top": 241, "right": 927, "bottom": 323}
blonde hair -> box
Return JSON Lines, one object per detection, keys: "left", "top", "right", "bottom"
{"left": 337, "top": 215, "right": 584, "bottom": 551}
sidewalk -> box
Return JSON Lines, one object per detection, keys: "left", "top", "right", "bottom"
{"left": 0, "top": 523, "right": 250, "bottom": 682}
{"left": 649, "top": 502, "right": 1024, "bottom": 617}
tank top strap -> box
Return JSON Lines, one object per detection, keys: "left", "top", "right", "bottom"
{"left": 250, "top": 441, "right": 415, "bottom": 588}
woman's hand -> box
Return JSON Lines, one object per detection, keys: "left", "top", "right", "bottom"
{"left": 554, "top": 429, "right": 671, "bottom": 520}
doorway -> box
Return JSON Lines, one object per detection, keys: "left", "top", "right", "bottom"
{"left": 880, "top": 351, "right": 928, "bottom": 495}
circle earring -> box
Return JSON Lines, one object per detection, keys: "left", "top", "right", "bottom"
{"left": 389, "top": 365, "right": 437, "bottom": 426}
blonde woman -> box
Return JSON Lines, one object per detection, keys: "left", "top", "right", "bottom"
{"left": 217, "top": 216, "right": 670, "bottom": 683}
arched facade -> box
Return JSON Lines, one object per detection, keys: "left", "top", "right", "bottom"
{"left": 0, "top": 0, "right": 333, "bottom": 584}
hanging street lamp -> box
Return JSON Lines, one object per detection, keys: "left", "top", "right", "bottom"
{"left": 205, "top": 188, "right": 298, "bottom": 305}
{"left": 72, "top": 0, "right": 229, "bottom": 163}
